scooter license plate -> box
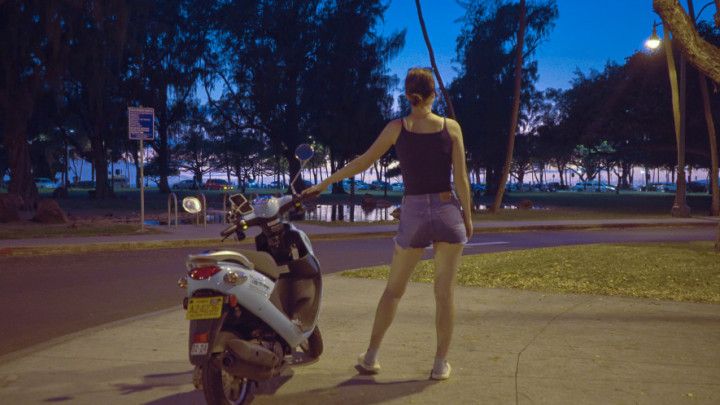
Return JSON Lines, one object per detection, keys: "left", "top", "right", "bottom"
{"left": 186, "top": 296, "right": 223, "bottom": 320}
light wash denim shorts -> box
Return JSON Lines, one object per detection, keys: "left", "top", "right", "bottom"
{"left": 394, "top": 191, "right": 468, "bottom": 249}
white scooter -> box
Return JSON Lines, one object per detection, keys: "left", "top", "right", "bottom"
{"left": 178, "top": 144, "right": 322, "bottom": 404}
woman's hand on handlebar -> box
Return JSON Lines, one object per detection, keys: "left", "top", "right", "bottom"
{"left": 301, "top": 182, "right": 327, "bottom": 198}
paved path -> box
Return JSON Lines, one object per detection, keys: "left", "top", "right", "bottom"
{"left": 0, "top": 226, "right": 714, "bottom": 357}
{"left": 1, "top": 276, "right": 718, "bottom": 404}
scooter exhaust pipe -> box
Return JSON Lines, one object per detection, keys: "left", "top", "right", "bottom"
{"left": 221, "top": 339, "right": 281, "bottom": 380}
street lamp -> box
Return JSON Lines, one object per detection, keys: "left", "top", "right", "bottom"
{"left": 645, "top": 20, "right": 691, "bottom": 217}
{"left": 645, "top": 24, "right": 661, "bottom": 49}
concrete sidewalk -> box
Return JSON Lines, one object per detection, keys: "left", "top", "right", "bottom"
{"left": 1, "top": 276, "right": 718, "bottom": 404}
{"left": 0, "top": 217, "right": 717, "bottom": 251}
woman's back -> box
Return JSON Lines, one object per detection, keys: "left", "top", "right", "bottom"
{"left": 394, "top": 114, "right": 453, "bottom": 196}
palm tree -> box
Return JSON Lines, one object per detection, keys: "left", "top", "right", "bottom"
{"left": 413, "top": 0, "right": 456, "bottom": 119}
{"left": 491, "top": 0, "right": 527, "bottom": 213}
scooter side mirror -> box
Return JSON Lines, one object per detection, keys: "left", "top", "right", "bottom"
{"left": 182, "top": 197, "right": 203, "bottom": 214}
{"left": 295, "top": 144, "right": 314, "bottom": 163}
{"left": 230, "top": 194, "right": 254, "bottom": 215}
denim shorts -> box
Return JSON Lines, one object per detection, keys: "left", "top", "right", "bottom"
{"left": 394, "top": 191, "right": 468, "bottom": 249}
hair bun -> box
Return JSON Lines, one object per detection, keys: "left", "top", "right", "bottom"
{"left": 405, "top": 68, "right": 435, "bottom": 106}
{"left": 408, "top": 93, "right": 423, "bottom": 106}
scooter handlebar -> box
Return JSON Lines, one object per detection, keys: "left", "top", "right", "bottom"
{"left": 222, "top": 193, "right": 309, "bottom": 239}
{"left": 220, "top": 224, "right": 238, "bottom": 238}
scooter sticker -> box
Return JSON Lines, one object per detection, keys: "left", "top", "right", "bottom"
{"left": 190, "top": 343, "right": 209, "bottom": 356}
{"left": 249, "top": 277, "right": 271, "bottom": 293}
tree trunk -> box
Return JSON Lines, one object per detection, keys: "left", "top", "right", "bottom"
{"left": 91, "top": 134, "right": 110, "bottom": 199}
{"left": 157, "top": 106, "right": 171, "bottom": 194}
{"left": 660, "top": 26, "right": 691, "bottom": 216}
{"left": 2, "top": 93, "right": 38, "bottom": 208}
{"left": 687, "top": 0, "right": 719, "bottom": 216}
{"left": 491, "top": 0, "right": 526, "bottom": 213}
{"left": 414, "top": 0, "right": 456, "bottom": 119}
{"left": 4, "top": 127, "right": 38, "bottom": 208}
{"left": 558, "top": 162, "right": 567, "bottom": 187}
{"left": 653, "top": 0, "right": 720, "bottom": 83}
{"left": 285, "top": 149, "right": 302, "bottom": 193}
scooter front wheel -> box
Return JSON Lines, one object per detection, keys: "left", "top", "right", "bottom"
{"left": 305, "top": 326, "right": 323, "bottom": 359}
{"left": 202, "top": 355, "right": 255, "bottom": 405}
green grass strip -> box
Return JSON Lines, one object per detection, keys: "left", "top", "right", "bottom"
{"left": 342, "top": 242, "right": 720, "bottom": 304}
{"left": 0, "top": 223, "right": 165, "bottom": 240}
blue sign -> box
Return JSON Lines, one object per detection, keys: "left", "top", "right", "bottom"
{"left": 128, "top": 107, "right": 155, "bottom": 141}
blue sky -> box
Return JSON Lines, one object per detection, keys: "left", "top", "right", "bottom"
{"left": 379, "top": 0, "right": 666, "bottom": 91}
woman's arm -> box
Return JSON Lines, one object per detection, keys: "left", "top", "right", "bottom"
{"left": 313, "top": 120, "right": 401, "bottom": 190}
{"left": 447, "top": 119, "right": 473, "bottom": 238}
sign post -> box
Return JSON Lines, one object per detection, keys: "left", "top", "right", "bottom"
{"left": 128, "top": 107, "right": 155, "bottom": 232}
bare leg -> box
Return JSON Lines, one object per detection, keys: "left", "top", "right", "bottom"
{"left": 366, "top": 243, "right": 425, "bottom": 353}
{"left": 432, "top": 242, "right": 463, "bottom": 360}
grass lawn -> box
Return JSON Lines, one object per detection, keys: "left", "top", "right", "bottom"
{"left": 470, "top": 208, "right": 670, "bottom": 221}
{"left": 342, "top": 242, "right": 720, "bottom": 304}
{"left": 299, "top": 220, "right": 398, "bottom": 226}
{"left": 0, "top": 222, "right": 164, "bottom": 239}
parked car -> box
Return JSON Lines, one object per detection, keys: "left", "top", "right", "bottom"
{"left": 204, "top": 179, "right": 234, "bottom": 191}
{"left": 471, "top": 183, "right": 486, "bottom": 192}
{"left": 245, "top": 180, "right": 260, "bottom": 189}
{"left": 530, "top": 183, "right": 548, "bottom": 192}
{"left": 687, "top": 180, "right": 709, "bottom": 193}
{"left": 505, "top": 182, "right": 532, "bottom": 192}
{"left": 390, "top": 182, "right": 405, "bottom": 192}
{"left": 653, "top": 182, "right": 677, "bottom": 193}
{"left": 571, "top": 181, "right": 616, "bottom": 193}
{"left": 546, "top": 182, "right": 567, "bottom": 192}
{"left": 172, "top": 179, "right": 200, "bottom": 190}
{"left": 267, "top": 180, "right": 288, "bottom": 189}
{"left": 72, "top": 180, "right": 96, "bottom": 189}
{"left": 34, "top": 177, "right": 56, "bottom": 189}
{"left": 341, "top": 178, "right": 369, "bottom": 191}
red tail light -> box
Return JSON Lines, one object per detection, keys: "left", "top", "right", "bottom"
{"left": 188, "top": 265, "right": 221, "bottom": 280}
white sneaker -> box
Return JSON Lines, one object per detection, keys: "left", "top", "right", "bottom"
{"left": 430, "top": 361, "right": 451, "bottom": 380}
{"left": 357, "top": 353, "right": 381, "bottom": 374}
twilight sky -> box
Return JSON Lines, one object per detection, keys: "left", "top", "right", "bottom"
{"left": 379, "top": 0, "right": 674, "bottom": 91}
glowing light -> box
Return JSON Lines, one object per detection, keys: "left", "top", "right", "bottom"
{"left": 645, "top": 25, "right": 661, "bottom": 50}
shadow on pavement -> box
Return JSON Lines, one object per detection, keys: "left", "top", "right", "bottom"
{"left": 113, "top": 370, "right": 193, "bottom": 395}
{"left": 142, "top": 370, "right": 435, "bottom": 405}
{"left": 143, "top": 390, "right": 203, "bottom": 404}
{"left": 257, "top": 374, "right": 437, "bottom": 405}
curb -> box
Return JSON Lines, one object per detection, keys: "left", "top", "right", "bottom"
{"left": 0, "top": 220, "right": 716, "bottom": 257}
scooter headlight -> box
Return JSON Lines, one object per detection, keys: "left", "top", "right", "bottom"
{"left": 224, "top": 271, "right": 247, "bottom": 286}
{"left": 177, "top": 277, "right": 188, "bottom": 289}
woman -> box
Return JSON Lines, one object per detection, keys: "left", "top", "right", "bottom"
{"left": 303, "top": 68, "right": 472, "bottom": 380}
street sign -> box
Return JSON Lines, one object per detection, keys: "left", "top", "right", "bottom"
{"left": 128, "top": 107, "right": 154, "bottom": 141}
{"left": 128, "top": 106, "right": 154, "bottom": 232}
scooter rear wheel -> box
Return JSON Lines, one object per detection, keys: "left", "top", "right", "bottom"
{"left": 202, "top": 355, "right": 255, "bottom": 405}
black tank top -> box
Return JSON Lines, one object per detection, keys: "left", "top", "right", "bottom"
{"left": 394, "top": 117, "right": 453, "bottom": 195}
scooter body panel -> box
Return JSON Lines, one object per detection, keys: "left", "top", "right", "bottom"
{"left": 186, "top": 260, "right": 308, "bottom": 348}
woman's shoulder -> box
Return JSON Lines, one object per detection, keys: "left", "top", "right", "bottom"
{"left": 377, "top": 119, "right": 404, "bottom": 145}
{"left": 443, "top": 117, "right": 461, "bottom": 130}
{"left": 387, "top": 118, "right": 404, "bottom": 129}
{"left": 443, "top": 117, "right": 462, "bottom": 139}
